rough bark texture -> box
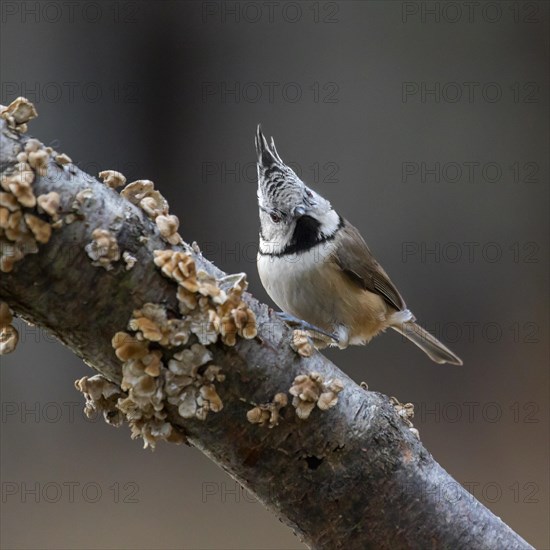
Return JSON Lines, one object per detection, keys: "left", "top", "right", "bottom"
{"left": 0, "top": 118, "right": 534, "bottom": 550}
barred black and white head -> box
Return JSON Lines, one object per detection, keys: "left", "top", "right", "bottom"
{"left": 255, "top": 125, "right": 342, "bottom": 256}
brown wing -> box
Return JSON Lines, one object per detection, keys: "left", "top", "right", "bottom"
{"left": 331, "top": 220, "right": 406, "bottom": 312}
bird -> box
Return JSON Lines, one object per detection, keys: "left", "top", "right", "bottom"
{"left": 254, "top": 125, "right": 463, "bottom": 365}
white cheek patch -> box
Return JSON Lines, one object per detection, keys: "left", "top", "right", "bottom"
{"left": 259, "top": 224, "right": 296, "bottom": 255}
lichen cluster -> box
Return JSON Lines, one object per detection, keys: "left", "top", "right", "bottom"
{"left": 128, "top": 303, "right": 191, "bottom": 347}
{"left": 114, "top": 332, "right": 188, "bottom": 447}
{"left": 96, "top": 249, "right": 260, "bottom": 447}
{"left": 289, "top": 373, "right": 344, "bottom": 420}
{"left": 246, "top": 372, "right": 344, "bottom": 427}
{"left": 390, "top": 396, "right": 419, "bottom": 439}
{"left": 0, "top": 301, "right": 18, "bottom": 355}
{"left": 0, "top": 97, "right": 37, "bottom": 133}
{"left": 120, "top": 179, "right": 182, "bottom": 245}
{"left": 106, "top": 267, "right": 259, "bottom": 447}
{"left": 247, "top": 393, "right": 288, "bottom": 428}
{"left": 105, "top": 302, "right": 230, "bottom": 447}
{"left": 75, "top": 368, "right": 188, "bottom": 450}
{"left": 99, "top": 170, "right": 126, "bottom": 189}
{"left": 0, "top": 98, "right": 65, "bottom": 273}
{"left": 74, "top": 374, "right": 124, "bottom": 426}
{"left": 291, "top": 329, "right": 315, "bottom": 357}
{"left": 165, "top": 344, "right": 225, "bottom": 421}
{"left": 154, "top": 250, "right": 257, "bottom": 346}
{"left": 83, "top": 173, "right": 183, "bottom": 273}
{"left": 103, "top": 327, "right": 187, "bottom": 448}
{"left": 85, "top": 228, "right": 120, "bottom": 270}
{"left": 77, "top": 149, "right": 259, "bottom": 447}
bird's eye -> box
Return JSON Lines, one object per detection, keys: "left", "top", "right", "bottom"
{"left": 306, "top": 190, "right": 313, "bottom": 198}
{"left": 270, "top": 212, "right": 281, "bottom": 223}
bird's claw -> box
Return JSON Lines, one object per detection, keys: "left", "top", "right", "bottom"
{"left": 275, "top": 312, "right": 339, "bottom": 342}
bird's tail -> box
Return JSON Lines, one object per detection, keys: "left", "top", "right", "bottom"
{"left": 391, "top": 321, "right": 463, "bottom": 365}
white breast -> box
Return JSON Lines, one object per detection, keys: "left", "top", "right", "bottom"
{"left": 257, "top": 240, "right": 340, "bottom": 330}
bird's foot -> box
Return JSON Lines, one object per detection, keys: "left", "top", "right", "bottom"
{"left": 275, "top": 312, "right": 339, "bottom": 343}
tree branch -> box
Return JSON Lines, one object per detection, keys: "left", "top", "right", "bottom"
{"left": 0, "top": 100, "right": 533, "bottom": 549}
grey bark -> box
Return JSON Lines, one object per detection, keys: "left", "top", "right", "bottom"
{"left": 0, "top": 119, "right": 534, "bottom": 550}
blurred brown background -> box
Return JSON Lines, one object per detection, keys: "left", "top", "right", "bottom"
{"left": 1, "top": 1, "right": 548, "bottom": 548}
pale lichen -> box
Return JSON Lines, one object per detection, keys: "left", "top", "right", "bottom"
{"left": 0, "top": 97, "right": 37, "bottom": 133}
{"left": 1, "top": 158, "right": 36, "bottom": 208}
{"left": 0, "top": 205, "right": 41, "bottom": 270}
{"left": 75, "top": 370, "right": 186, "bottom": 449}
{"left": 112, "top": 331, "right": 149, "bottom": 362}
{"left": 27, "top": 147, "right": 50, "bottom": 177}
{"left": 165, "top": 343, "right": 225, "bottom": 421}
{"left": 37, "top": 192, "right": 60, "bottom": 221}
{"left": 0, "top": 192, "right": 20, "bottom": 212}
{"left": 0, "top": 241, "right": 24, "bottom": 272}
{"left": 0, "top": 325, "right": 19, "bottom": 355}
{"left": 120, "top": 179, "right": 168, "bottom": 220}
{"left": 99, "top": 170, "right": 126, "bottom": 189}
{"left": 247, "top": 393, "right": 288, "bottom": 428}
{"left": 128, "top": 303, "right": 191, "bottom": 348}
{"left": 74, "top": 188, "right": 94, "bottom": 206}
{"left": 85, "top": 228, "right": 120, "bottom": 270}
{"left": 104, "top": 250, "right": 259, "bottom": 441}
{"left": 213, "top": 272, "right": 257, "bottom": 345}
{"left": 0, "top": 108, "right": 60, "bottom": 273}
{"left": 153, "top": 250, "right": 257, "bottom": 347}
{"left": 289, "top": 373, "right": 344, "bottom": 419}
{"left": 54, "top": 152, "right": 72, "bottom": 166}
{"left": 1, "top": 208, "right": 25, "bottom": 242}
{"left": 153, "top": 249, "right": 196, "bottom": 286}
{"left": 122, "top": 251, "right": 137, "bottom": 270}
{"left": 110, "top": 331, "right": 186, "bottom": 448}
{"left": 75, "top": 374, "right": 124, "bottom": 426}
{"left": 24, "top": 213, "right": 52, "bottom": 244}
{"left": 390, "top": 396, "right": 419, "bottom": 439}
{"left": 291, "top": 330, "right": 315, "bottom": 357}
{"left": 112, "top": 311, "right": 225, "bottom": 443}
{"left": 0, "top": 301, "right": 18, "bottom": 355}
{"left": 155, "top": 214, "right": 182, "bottom": 245}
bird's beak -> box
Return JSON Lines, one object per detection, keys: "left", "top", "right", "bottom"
{"left": 293, "top": 205, "right": 307, "bottom": 217}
